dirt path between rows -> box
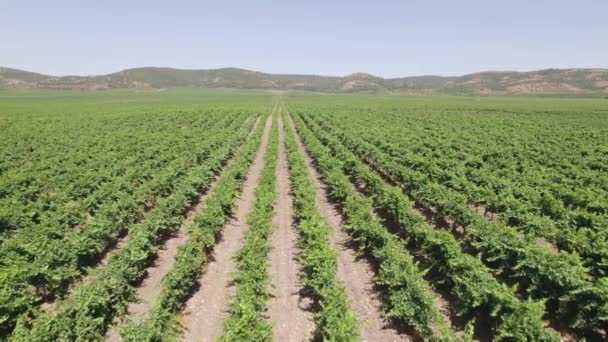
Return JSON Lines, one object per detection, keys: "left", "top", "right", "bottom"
{"left": 104, "top": 116, "right": 261, "bottom": 341}
{"left": 287, "top": 114, "right": 409, "bottom": 341}
{"left": 267, "top": 114, "right": 314, "bottom": 341}
{"left": 54, "top": 116, "right": 261, "bottom": 316}
{"left": 180, "top": 116, "right": 272, "bottom": 342}
{"left": 104, "top": 202, "right": 207, "bottom": 341}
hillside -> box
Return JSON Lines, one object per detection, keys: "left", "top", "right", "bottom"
{"left": 1, "top": 66, "right": 607, "bottom": 95}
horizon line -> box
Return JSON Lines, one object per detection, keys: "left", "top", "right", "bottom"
{"left": 2, "top": 65, "right": 608, "bottom": 80}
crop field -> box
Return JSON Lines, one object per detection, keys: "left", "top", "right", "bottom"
{"left": 1, "top": 90, "right": 607, "bottom": 341}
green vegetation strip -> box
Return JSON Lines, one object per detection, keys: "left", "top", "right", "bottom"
{"left": 301, "top": 111, "right": 608, "bottom": 336}
{"left": 314, "top": 109, "right": 608, "bottom": 278}
{"left": 0, "top": 111, "right": 218, "bottom": 241}
{"left": 218, "top": 116, "right": 278, "bottom": 341}
{"left": 292, "top": 113, "right": 559, "bottom": 341}
{"left": 287, "top": 114, "right": 459, "bottom": 340}
{"left": 0, "top": 113, "right": 243, "bottom": 336}
{"left": 118, "top": 116, "right": 268, "bottom": 341}
{"left": 283, "top": 114, "right": 359, "bottom": 341}
{"left": 10, "top": 116, "right": 257, "bottom": 341}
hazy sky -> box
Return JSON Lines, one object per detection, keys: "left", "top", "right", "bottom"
{"left": 2, "top": 0, "right": 606, "bottom": 77}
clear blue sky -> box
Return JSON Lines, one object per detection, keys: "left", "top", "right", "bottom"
{"left": 2, "top": 0, "right": 606, "bottom": 77}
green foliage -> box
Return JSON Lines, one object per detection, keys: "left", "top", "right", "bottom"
{"left": 292, "top": 111, "right": 560, "bottom": 340}
{"left": 118, "top": 116, "right": 268, "bottom": 342}
{"left": 0, "top": 94, "right": 268, "bottom": 340}
{"left": 290, "top": 98, "right": 608, "bottom": 337}
{"left": 283, "top": 114, "right": 359, "bottom": 341}
{"left": 290, "top": 114, "right": 456, "bottom": 340}
{"left": 219, "top": 116, "right": 278, "bottom": 341}
{"left": 2, "top": 90, "right": 607, "bottom": 340}
{"left": 306, "top": 106, "right": 608, "bottom": 333}
{"left": 0, "top": 113, "right": 245, "bottom": 334}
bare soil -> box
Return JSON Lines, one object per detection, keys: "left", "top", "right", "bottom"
{"left": 105, "top": 116, "right": 262, "bottom": 341}
{"left": 180, "top": 116, "right": 272, "bottom": 342}
{"left": 267, "top": 114, "right": 314, "bottom": 341}
{"left": 287, "top": 114, "right": 409, "bottom": 342}
{"left": 468, "top": 204, "right": 497, "bottom": 221}
{"left": 104, "top": 148, "right": 233, "bottom": 341}
{"left": 123, "top": 193, "right": 209, "bottom": 321}
{"left": 44, "top": 118, "right": 263, "bottom": 317}
{"left": 105, "top": 230, "right": 189, "bottom": 341}
{"left": 535, "top": 237, "right": 559, "bottom": 255}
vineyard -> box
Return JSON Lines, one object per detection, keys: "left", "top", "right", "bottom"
{"left": 1, "top": 90, "right": 607, "bottom": 341}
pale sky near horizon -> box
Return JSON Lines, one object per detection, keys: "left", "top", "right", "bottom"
{"left": 2, "top": 0, "right": 606, "bottom": 78}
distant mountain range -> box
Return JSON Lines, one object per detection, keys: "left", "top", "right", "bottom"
{"left": 1, "top": 66, "right": 608, "bottom": 95}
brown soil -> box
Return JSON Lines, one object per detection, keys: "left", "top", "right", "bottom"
{"left": 287, "top": 114, "right": 409, "bottom": 341}
{"left": 105, "top": 204, "right": 207, "bottom": 341}
{"left": 43, "top": 119, "right": 264, "bottom": 317}
{"left": 596, "top": 80, "right": 608, "bottom": 88}
{"left": 104, "top": 117, "right": 262, "bottom": 341}
{"left": 468, "top": 204, "right": 497, "bottom": 221}
{"left": 267, "top": 114, "right": 314, "bottom": 341}
{"left": 104, "top": 149, "right": 241, "bottom": 341}
{"left": 131, "top": 234, "right": 187, "bottom": 315}
{"left": 105, "top": 229, "right": 190, "bottom": 341}
{"left": 433, "top": 291, "right": 455, "bottom": 327}
{"left": 535, "top": 237, "right": 559, "bottom": 255}
{"left": 180, "top": 116, "right": 272, "bottom": 342}
{"left": 356, "top": 163, "right": 467, "bottom": 339}
{"left": 429, "top": 286, "right": 470, "bottom": 338}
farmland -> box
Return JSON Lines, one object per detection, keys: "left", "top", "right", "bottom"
{"left": 1, "top": 89, "right": 607, "bottom": 341}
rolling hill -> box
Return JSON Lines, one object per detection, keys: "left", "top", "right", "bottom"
{"left": 1, "top": 66, "right": 607, "bottom": 95}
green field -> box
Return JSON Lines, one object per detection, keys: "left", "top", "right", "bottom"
{"left": 1, "top": 90, "right": 607, "bottom": 341}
